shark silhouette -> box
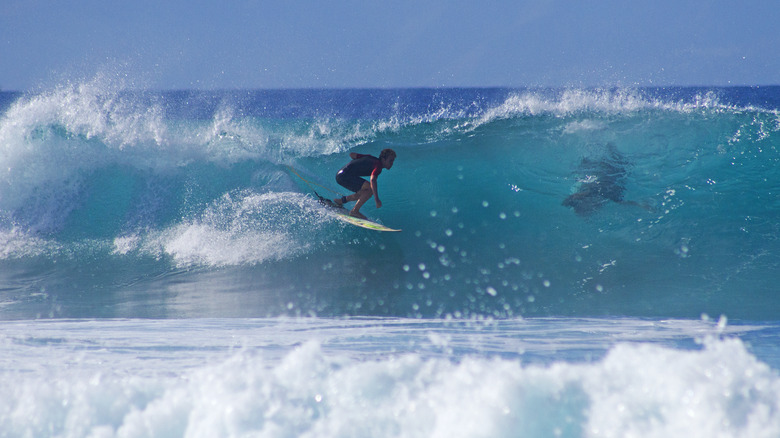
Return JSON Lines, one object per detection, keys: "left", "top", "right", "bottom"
{"left": 563, "top": 145, "right": 643, "bottom": 216}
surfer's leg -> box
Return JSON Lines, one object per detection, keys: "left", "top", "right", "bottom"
{"left": 335, "top": 173, "right": 368, "bottom": 207}
{"left": 334, "top": 191, "right": 361, "bottom": 206}
{"left": 349, "top": 182, "right": 372, "bottom": 219}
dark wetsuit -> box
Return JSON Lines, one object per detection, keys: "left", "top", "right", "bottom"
{"left": 336, "top": 154, "right": 383, "bottom": 193}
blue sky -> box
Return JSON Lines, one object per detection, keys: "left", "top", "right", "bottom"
{"left": 1, "top": 0, "right": 777, "bottom": 90}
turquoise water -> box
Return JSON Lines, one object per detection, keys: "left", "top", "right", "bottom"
{"left": 1, "top": 81, "right": 779, "bottom": 437}
{"left": 1, "top": 85, "right": 777, "bottom": 319}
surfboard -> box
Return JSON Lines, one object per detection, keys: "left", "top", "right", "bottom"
{"left": 286, "top": 165, "right": 401, "bottom": 232}
{"left": 329, "top": 207, "right": 401, "bottom": 232}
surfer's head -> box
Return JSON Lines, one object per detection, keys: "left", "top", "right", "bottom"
{"left": 380, "top": 148, "right": 396, "bottom": 169}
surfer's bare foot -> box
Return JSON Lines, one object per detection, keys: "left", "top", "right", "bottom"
{"left": 349, "top": 210, "right": 367, "bottom": 220}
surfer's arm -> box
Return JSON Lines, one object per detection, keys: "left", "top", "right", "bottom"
{"left": 371, "top": 174, "right": 382, "bottom": 208}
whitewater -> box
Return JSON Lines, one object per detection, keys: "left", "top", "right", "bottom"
{"left": 1, "top": 78, "right": 779, "bottom": 437}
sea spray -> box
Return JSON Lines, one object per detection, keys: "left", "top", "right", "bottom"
{"left": 0, "top": 86, "right": 778, "bottom": 319}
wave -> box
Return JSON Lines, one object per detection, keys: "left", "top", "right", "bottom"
{"left": 2, "top": 327, "right": 779, "bottom": 437}
{"left": 114, "top": 191, "right": 336, "bottom": 268}
{"left": 1, "top": 80, "right": 779, "bottom": 319}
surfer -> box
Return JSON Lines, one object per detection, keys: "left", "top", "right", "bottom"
{"left": 562, "top": 144, "right": 647, "bottom": 216}
{"left": 333, "top": 149, "right": 396, "bottom": 219}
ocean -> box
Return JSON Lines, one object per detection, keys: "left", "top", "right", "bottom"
{"left": 1, "top": 79, "right": 779, "bottom": 437}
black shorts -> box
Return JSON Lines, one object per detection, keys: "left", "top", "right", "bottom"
{"left": 336, "top": 170, "right": 368, "bottom": 193}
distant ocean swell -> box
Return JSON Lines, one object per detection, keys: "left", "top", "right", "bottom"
{"left": 0, "top": 81, "right": 778, "bottom": 319}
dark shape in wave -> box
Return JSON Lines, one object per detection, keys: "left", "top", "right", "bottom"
{"left": 562, "top": 144, "right": 643, "bottom": 216}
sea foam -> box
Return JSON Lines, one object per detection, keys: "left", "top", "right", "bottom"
{"left": 1, "top": 336, "right": 777, "bottom": 438}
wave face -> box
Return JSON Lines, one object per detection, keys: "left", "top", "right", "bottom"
{"left": 1, "top": 81, "right": 779, "bottom": 319}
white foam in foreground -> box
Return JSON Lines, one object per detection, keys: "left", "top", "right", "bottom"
{"left": 1, "top": 319, "right": 778, "bottom": 438}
